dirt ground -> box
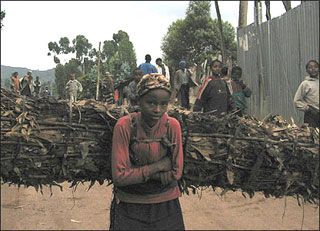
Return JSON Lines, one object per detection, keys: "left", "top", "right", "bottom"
{"left": 1, "top": 181, "right": 319, "bottom": 230}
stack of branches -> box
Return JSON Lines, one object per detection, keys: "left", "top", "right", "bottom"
{"left": 174, "top": 110, "right": 319, "bottom": 205}
{"left": 1, "top": 88, "right": 319, "bottom": 205}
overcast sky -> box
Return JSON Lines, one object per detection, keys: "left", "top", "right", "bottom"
{"left": 1, "top": 1, "right": 301, "bottom": 71}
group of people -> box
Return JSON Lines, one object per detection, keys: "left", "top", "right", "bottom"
{"left": 10, "top": 71, "right": 51, "bottom": 98}
{"left": 130, "top": 55, "right": 252, "bottom": 118}
{"left": 109, "top": 56, "right": 319, "bottom": 230}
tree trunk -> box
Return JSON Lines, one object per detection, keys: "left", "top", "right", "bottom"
{"left": 95, "top": 42, "right": 101, "bottom": 101}
{"left": 238, "top": 1, "right": 248, "bottom": 28}
{"left": 265, "top": 0, "right": 271, "bottom": 21}
{"left": 282, "top": 1, "right": 292, "bottom": 11}
{"left": 214, "top": 1, "right": 226, "bottom": 64}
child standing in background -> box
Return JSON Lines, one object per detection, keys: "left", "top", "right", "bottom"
{"left": 110, "top": 73, "right": 185, "bottom": 230}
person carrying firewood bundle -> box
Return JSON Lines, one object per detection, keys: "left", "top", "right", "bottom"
{"left": 110, "top": 73, "right": 185, "bottom": 230}
{"left": 65, "top": 73, "right": 82, "bottom": 103}
{"left": 193, "top": 59, "right": 236, "bottom": 117}
{"left": 294, "top": 60, "right": 319, "bottom": 128}
{"left": 100, "top": 72, "right": 114, "bottom": 104}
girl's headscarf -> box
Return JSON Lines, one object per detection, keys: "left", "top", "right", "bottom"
{"left": 137, "top": 73, "right": 171, "bottom": 97}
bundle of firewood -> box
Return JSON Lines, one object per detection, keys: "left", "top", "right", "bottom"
{"left": 1, "top": 88, "right": 319, "bottom": 205}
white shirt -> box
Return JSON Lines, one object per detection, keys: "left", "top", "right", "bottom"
{"left": 155, "top": 63, "right": 170, "bottom": 82}
{"left": 294, "top": 76, "right": 319, "bottom": 112}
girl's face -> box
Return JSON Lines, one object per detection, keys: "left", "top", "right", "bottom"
{"left": 211, "top": 62, "right": 222, "bottom": 76}
{"left": 307, "top": 62, "right": 319, "bottom": 78}
{"left": 138, "top": 89, "right": 170, "bottom": 127}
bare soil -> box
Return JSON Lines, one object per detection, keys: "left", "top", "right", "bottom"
{"left": 1, "top": 182, "right": 319, "bottom": 230}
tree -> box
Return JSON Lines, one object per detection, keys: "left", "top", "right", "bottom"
{"left": 48, "top": 35, "right": 94, "bottom": 75}
{"left": 101, "top": 30, "right": 137, "bottom": 81}
{"left": 161, "top": 1, "right": 237, "bottom": 68}
{"left": 1, "top": 10, "right": 5, "bottom": 29}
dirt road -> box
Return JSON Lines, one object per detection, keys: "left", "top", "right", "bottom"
{"left": 1, "top": 181, "right": 319, "bottom": 230}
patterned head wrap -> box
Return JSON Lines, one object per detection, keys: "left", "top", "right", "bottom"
{"left": 137, "top": 73, "right": 171, "bottom": 97}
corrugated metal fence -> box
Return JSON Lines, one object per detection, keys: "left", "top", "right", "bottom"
{"left": 236, "top": 1, "right": 319, "bottom": 124}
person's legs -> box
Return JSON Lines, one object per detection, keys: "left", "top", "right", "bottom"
{"left": 304, "top": 111, "right": 319, "bottom": 128}
{"left": 180, "top": 85, "right": 190, "bottom": 109}
{"left": 110, "top": 199, "right": 185, "bottom": 231}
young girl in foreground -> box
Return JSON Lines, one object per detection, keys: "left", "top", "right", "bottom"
{"left": 110, "top": 73, "right": 185, "bottom": 230}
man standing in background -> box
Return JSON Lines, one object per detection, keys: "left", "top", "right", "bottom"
{"left": 33, "top": 76, "right": 41, "bottom": 98}
{"left": 294, "top": 60, "right": 319, "bottom": 128}
{"left": 172, "top": 61, "right": 192, "bottom": 110}
{"left": 65, "top": 73, "right": 83, "bottom": 103}
{"left": 138, "top": 54, "right": 157, "bottom": 75}
{"left": 155, "top": 58, "right": 170, "bottom": 82}
{"left": 20, "top": 71, "right": 33, "bottom": 96}
{"left": 100, "top": 72, "right": 115, "bottom": 104}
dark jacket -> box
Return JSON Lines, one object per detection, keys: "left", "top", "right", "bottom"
{"left": 193, "top": 76, "right": 236, "bottom": 117}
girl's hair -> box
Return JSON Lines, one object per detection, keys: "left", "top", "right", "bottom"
{"left": 306, "top": 60, "right": 319, "bottom": 69}
{"left": 209, "top": 59, "right": 222, "bottom": 68}
{"left": 137, "top": 73, "right": 171, "bottom": 97}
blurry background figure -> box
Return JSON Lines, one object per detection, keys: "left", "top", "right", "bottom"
{"left": 43, "top": 86, "right": 51, "bottom": 99}
{"left": 20, "top": 71, "right": 33, "bottom": 96}
{"left": 172, "top": 61, "right": 193, "bottom": 110}
{"left": 65, "top": 73, "right": 83, "bottom": 103}
{"left": 193, "top": 59, "right": 236, "bottom": 117}
{"left": 138, "top": 54, "right": 157, "bottom": 75}
{"left": 127, "top": 68, "right": 143, "bottom": 106}
{"left": 294, "top": 60, "right": 319, "bottom": 128}
{"left": 33, "top": 76, "right": 41, "bottom": 98}
{"left": 100, "top": 71, "right": 115, "bottom": 104}
{"left": 155, "top": 58, "right": 170, "bottom": 82}
{"left": 10, "top": 71, "right": 21, "bottom": 94}
{"left": 229, "top": 66, "right": 252, "bottom": 116}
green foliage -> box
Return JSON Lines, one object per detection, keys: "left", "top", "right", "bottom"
{"left": 78, "top": 65, "right": 98, "bottom": 99}
{"left": 102, "top": 40, "right": 117, "bottom": 62}
{"left": 54, "top": 64, "right": 66, "bottom": 98}
{"left": 49, "top": 30, "right": 137, "bottom": 97}
{"left": 161, "top": 1, "right": 237, "bottom": 67}
{"left": 48, "top": 35, "right": 94, "bottom": 69}
{"left": 59, "top": 37, "right": 73, "bottom": 54}
{"left": 54, "top": 59, "right": 82, "bottom": 98}
{"left": 72, "top": 35, "right": 93, "bottom": 63}
{"left": 101, "top": 30, "right": 137, "bottom": 81}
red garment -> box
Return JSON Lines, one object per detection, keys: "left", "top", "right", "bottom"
{"left": 196, "top": 76, "right": 221, "bottom": 99}
{"left": 114, "top": 89, "right": 119, "bottom": 102}
{"left": 12, "top": 77, "right": 20, "bottom": 90}
{"left": 111, "top": 112, "right": 183, "bottom": 204}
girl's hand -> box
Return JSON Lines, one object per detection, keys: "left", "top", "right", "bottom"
{"left": 156, "top": 156, "right": 172, "bottom": 172}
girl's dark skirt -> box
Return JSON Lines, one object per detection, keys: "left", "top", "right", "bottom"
{"left": 109, "top": 198, "right": 185, "bottom": 230}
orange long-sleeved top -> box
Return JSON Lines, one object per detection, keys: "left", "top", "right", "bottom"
{"left": 111, "top": 112, "right": 183, "bottom": 204}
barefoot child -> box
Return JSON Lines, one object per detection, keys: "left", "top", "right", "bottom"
{"left": 110, "top": 73, "right": 185, "bottom": 230}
